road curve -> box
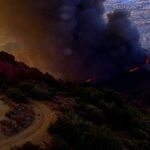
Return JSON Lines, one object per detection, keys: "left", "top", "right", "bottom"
{"left": 0, "top": 101, "right": 57, "bottom": 150}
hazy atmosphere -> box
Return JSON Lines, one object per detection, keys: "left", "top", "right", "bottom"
{"left": 0, "top": 1, "right": 150, "bottom": 150}
{"left": 0, "top": 0, "right": 149, "bottom": 80}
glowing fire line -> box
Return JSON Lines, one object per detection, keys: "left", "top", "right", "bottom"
{"left": 129, "top": 56, "right": 150, "bottom": 73}
{"left": 86, "top": 77, "right": 96, "bottom": 83}
{"left": 129, "top": 67, "right": 140, "bottom": 73}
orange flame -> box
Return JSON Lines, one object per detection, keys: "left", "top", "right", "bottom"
{"left": 86, "top": 77, "right": 96, "bottom": 83}
{"left": 145, "top": 57, "right": 150, "bottom": 65}
{"left": 129, "top": 66, "right": 140, "bottom": 73}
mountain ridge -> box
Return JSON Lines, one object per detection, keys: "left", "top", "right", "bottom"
{"left": 0, "top": 51, "right": 58, "bottom": 86}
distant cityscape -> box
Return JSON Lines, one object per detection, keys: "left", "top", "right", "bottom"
{"left": 104, "top": 0, "right": 150, "bottom": 50}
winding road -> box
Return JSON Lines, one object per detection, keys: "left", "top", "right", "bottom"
{"left": 0, "top": 101, "right": 57, "bottom": 150}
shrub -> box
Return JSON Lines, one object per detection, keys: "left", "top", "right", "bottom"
{"left": 140, "top": 140, "right": 150, "bottom": 150}
{"left": 12, "top": 142, "right": 41, "bottom": 150}
{"left": 6, "top": 88, "right": 27, "bottom": 103}
{"left": 49, "top": 113, "right": 122, "bottom": 150}
{"left": 77, "top": 87, "right": 104, "bottom": 104}
{"left": 104, "top": 103, "right": 144, "bottom": 130}
{"left": 29, "top": 86, "right": 54, "bottom": 100}
{"left": 79, "top": 103, "right": 105, "bottom": 125}
{"left": 103, "top": 90, "right": 124, "bottom": 107}
{"left": 18, "top": 82, "right": 34, "bottom": 93}
{"left": 133, "top": 128, "right": 149, "bottom": 140}
{"left": 138, "top": 90, "right": 150, "bottom": 105}
{"left": 76, "top": 125, "right": 122, "bottom": 150}
{"left": 76, "top": 88, "right": 124, "bottom": 109}
{"left": 124, "top": 139, "right": 138, "bottom": 150}
{"left": 51, "top": 135, "right": 71, "bottom": 150}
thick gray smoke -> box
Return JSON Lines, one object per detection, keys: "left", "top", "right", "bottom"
{"left": 38, "top": 0, "right": 148, "bottom": 80}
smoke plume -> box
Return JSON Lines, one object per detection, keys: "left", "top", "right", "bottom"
{"left": 0, "top": 0, "right": 148, "bottom": 80}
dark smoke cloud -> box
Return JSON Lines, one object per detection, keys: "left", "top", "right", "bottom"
{"left": 44, "top": 0, "right": 148, "bottom": 80}
{"left": 0, "top": 0, "right": 148, "bottom": 80}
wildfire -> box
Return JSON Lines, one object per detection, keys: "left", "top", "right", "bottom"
{"left": 129, "top": 66, "right": 140, "bottom": 73}
{"left": 145, "top": 56, "right": 150, "bottom": 65}
{"left": 86, "top": 77, "right": 96, "bottom": 83}
{"left": 129, "top": 56, "right": 150, "bottom": 73}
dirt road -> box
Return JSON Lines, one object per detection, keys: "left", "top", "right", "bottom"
{"left": 0, "top": 100, "right": 9, "bottom": 121}
{"left": 0, "top": 101, "right": 57, "bottom": 150}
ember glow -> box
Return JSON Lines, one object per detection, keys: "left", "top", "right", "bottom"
{"left": 86, "top": 77, "right": 96, "bottom": 83}
{"left": 129, "top": 67, "right": 140, "bottom": 73}
{"left": 129, "top": 56, "right": 150, "bottom": 73}
{"left": 145, "top": 56, "right": 150, "bottom": 65}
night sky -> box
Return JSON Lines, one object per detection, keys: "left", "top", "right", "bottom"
{"left": 0, "top": 0, "right": 149, "bottom": 80}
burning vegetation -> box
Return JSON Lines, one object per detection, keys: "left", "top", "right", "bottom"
{"left": 129, "top": 67, "right": 140, "bottom": 73}
{"left": 129, "top": 56, "right": 150, "bottom": 73}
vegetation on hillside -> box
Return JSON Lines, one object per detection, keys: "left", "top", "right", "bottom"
{"left": 48, "top": 87, "right": 150, "bottom": 150}
{"left": 10, "top": 82, "right": 150, "bottom": 150}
